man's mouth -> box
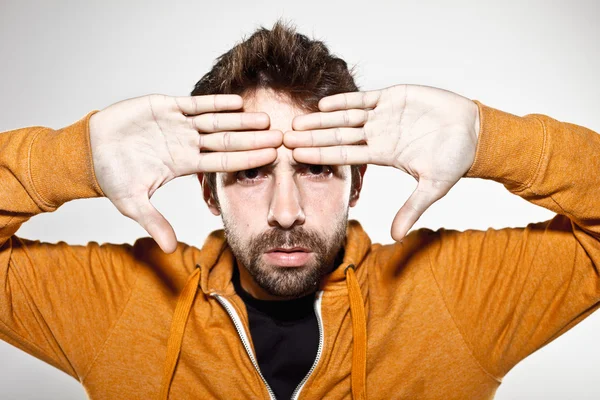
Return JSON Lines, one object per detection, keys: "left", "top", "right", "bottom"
{"left": 264, "top": 247, "right": 313, "bottom": 267}
{"left": 267, "top": 247, "right": 310, "bottom": 253}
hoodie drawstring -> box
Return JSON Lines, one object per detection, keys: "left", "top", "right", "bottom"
{"left": 344, "top": 264, "right": 368, "bottom": 400}
{"left": 159, "top": 265, "right": 201, "bottom": 400}
{"left": 159, "top": 263, "right": 367, "bottom": 400}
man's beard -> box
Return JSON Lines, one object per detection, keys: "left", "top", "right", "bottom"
{"left": 223, "top": 215, "right": 348, "bottom": 299}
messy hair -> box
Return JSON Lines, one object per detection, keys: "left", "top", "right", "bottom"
{"left": 191, "top": 21, "right": 362, "bottom": 203}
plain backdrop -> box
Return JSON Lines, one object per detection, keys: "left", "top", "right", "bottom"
{"left": 0, "top": 0, "right": 599, "bottom": 399}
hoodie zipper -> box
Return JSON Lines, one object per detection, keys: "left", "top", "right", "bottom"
{"left": 290, "top": 290, "right": 324, "bottom": 400}
{"left": 212, "top": 291, "right": 325, "bottom": 400}
{"left": 211, "top": 293, "right": 277, "bottom": 400}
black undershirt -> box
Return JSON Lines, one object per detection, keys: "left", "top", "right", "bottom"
{"left": 232, "top": 265, "right": 319, "bottom": 400}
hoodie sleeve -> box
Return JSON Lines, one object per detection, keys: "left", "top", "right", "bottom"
{"left": 0, "top": 114, "right": 138, "bottom": 380}
{"left": 428, "top": 101, "right": 600, "bottom": 380}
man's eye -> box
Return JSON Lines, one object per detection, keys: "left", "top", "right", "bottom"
{"left": 236, "top": 168, "right": 260, "bottom": 180}
{"left": 306, "top": 165, "right": 333, "bottom": 177}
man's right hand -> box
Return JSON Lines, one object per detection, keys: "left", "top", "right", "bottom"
{"left": 89, "top": 94, "right": 281, "bottom": 253}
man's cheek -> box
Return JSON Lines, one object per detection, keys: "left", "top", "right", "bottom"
{"left": 303, "top": 186, "right": 348, "bottom": 211}
{"left": 221, "top": 190, "right": 269, "bottom": 219}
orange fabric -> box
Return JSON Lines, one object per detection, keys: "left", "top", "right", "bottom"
{"left": 160, "top": 262, "right": 370, "bottom": 400}
{"left": 0, "top": 102, "right": 599, "bottom": 399}
{"left": 159, "top": 265, "right": 201, "bottom": 400}
{"left": 345, "top": 264, "right": 367, "bottom": 400}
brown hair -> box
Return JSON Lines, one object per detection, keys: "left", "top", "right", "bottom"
{"left": 191, "top": 21, "right": 362, "bottom": 203}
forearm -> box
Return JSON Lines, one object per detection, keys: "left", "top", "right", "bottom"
{"left": 0, "top": 112, "right": 105, "bottom": 245}
{"left": 466, "top": 101, "right": 600, "bottom": 238}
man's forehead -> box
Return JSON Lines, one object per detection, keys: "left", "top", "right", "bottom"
{"left": 242, "top": 89, "right": 307, "bottom": 132}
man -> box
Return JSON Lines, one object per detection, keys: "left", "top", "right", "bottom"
{"left": 0, "top": 21, "right": 598, "bottom": 400}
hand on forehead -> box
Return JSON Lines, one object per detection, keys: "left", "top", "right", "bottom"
{"left": 242, "top": 89, "right": 309, "bottom": 134}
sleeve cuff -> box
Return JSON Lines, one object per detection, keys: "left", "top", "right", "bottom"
{"left": 465, "top": 100, "right": 546, "bottom": 191}
{"left": 29, "top": 111, "right": 105, "bottom": 209}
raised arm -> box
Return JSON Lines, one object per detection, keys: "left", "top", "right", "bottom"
{"left": 428, "top": 102, "right": 600, "bottom": 378}
{"left": 0, "top": 93, "right": 282, "bottom": 379}
{"left": 0, "top": 111, "right": 130, "bottom": 379}
{"left": 286, "top": 84, "right": 600, "bottom": 379}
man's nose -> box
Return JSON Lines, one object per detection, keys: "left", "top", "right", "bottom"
{"left": 267, "top": 176, "right": 305, "bottom": 229}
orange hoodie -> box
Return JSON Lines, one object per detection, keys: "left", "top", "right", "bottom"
{"left": 0, "top": 101, "right": 599, "bottom": 400}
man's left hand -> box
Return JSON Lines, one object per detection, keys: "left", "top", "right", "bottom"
{"left": 285, "top": 84, "right": 480, "bottom": 241}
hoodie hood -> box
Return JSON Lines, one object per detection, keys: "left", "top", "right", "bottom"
{"left": 159, "top": 220, "right": 372, "bottom": 399}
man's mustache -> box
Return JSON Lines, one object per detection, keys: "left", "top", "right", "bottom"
{"left": 252, "top": 227, "right": 324, "bottom": 252}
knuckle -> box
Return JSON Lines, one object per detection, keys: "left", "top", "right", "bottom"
{"left": 190, "top": 116, "right": 199, "bottom": 131}
{"left": 340, "top": 146, "right": 348, "bottom": 164}
{"left": 173, "top": 96, "right": 183, "bottom": 113}
{"left": 407, "top": 202, "right": 420, "bottom": 214}
{"left": 335, "top": 127, "right": 343, "bottom": 144}
{"left": 224, "top": 132, "right": 232, "bottom": 150}
{"left": 362, "top": 110, "right": 368, "bottom": 124}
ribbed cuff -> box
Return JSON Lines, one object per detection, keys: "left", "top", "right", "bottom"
{"left": 465, "top": 101, "right": 546, "bottom": 190}
{"left": 29, "top": 111, "right": 105, "bottom": 209}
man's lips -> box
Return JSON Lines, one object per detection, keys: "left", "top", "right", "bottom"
{"left": 264, "top": 247, "right": 313, "bottom": 267}
{"left": 266, "top": 247, "right": 310, "bottom": 253}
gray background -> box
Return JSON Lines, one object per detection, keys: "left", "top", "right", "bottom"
{"left": 0, "top": 0, "right": 599, "bottom": 398}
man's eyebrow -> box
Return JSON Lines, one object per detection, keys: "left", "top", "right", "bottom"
{"left": 254, "top": 160, "right": 328, "bottom": 172}
{"left": 288, "top": 160, "right": 312, "bottom": 168}
{"left": 261, "top": 159, "right": 280, "bottom": 170}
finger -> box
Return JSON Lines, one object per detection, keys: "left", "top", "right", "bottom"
{"left": 292, "top": 145, "right": 370, "bottom": 165}
{"left": 172, "top": 95, "right": 243, "bottom": 115}
{"left": 118, "top": 197, "right": 178, "bottom": 254}
{"left": 284, "top": 127, "right": 366, "bottom": 148}
{"left": 292, "top": 109, "right": 368, "bottom": 131}
{"left": 200, "top": 130, "right": 283, "bottom": 152}
{"left": 390, "top": 178, "right": 451, "bottom": 241}
{"left": 190, "top": 112, "right": 269, "bottom": 132}
{"left": 318, "top": 90, "right": 381, "bottom": 112}
{"left": 197, "top": 148, "right": 278, "bottom": 172}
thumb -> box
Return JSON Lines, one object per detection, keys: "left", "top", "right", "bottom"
{"left": 117, "top": 196, "right": 178, "bottom": 254}
{"left": 391, "top": 178, "right": 451, "bottom": 241}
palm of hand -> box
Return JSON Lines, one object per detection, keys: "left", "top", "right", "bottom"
{"left": 89, "top": 94, "right": 279, "bottom": 253}
{"left": 369, "top": 85, "right": 477, "bottom": 181}
{"left": 91, "top": 96, "right": 195, "bottom": 205}
{"left": 288, "top": 84, "right": 480, "bottom": 240}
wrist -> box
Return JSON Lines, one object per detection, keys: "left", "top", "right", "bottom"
{"left": 465, "top": 101, "right": 545, "bottom": 187}
{"left": 30, "top": 111, "right": 105, "bottom": 209}
{"left": 472, "top": 100, "right": 481, "bottom": 139}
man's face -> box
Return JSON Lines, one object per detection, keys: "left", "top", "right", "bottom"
{"left": 206, "top": 89, "right": 359, "bottom": 299}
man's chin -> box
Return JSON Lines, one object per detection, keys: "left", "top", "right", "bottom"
{"left": 252, "top": 260, "right": 322, "bottom": 298}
